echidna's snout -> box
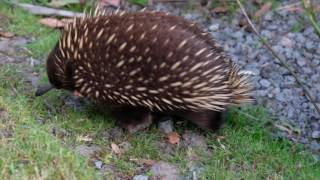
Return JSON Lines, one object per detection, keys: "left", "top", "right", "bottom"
{"left": 35, "top": 84, "right": 54, "bottom": 96}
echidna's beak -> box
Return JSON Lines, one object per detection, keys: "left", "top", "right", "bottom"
{"left": 35, "top": 84, "right": 54, "bottom": 96}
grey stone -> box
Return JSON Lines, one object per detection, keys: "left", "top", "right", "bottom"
{"left": 94, "top": 161, "right": 103, "bottom": 170}
{"left": 297, "top": 58, "right": 306, "bottom": 67}
{"left": 264, "top": 11, "right": 273, "bottom": 21}
{"left": 232, "top": 31, "right": 243, "bottom": 40}
{"left": 0, "top": 110, "right": 9, "bottom": 120}
{"left": 275, "top": 93, "right": 285, "bottom": 102}
{"left": 75, "top": 144, "right": 102, "bottom": 157}
{"left": 267, "top": 24, "right": 278, "bottom": 30}
{"left": 159, "top": 118, "right": 174, "bottom": 134}
{"left": 261, "top": 30, "right": 273, "bottom": 39}
{"left": 118, "top": 141, "right": 132, "bottom": 153}
{"left": 302, "top": 67, "right": 312, "bottom": 74}
{"left": 260, "top": 79, "right": 271, "bottom": 88}
{"left": 305, "top": 41, "right": 314, "bottom": 50}
{"left": 304, "top": 27, "right": 314, "bottom": 36}
{"left": 287, "top": 107, "right": 295, "bottom": 119}
{"left": 312, "top": 131, "right": 320, "bottom": 139}
{"left": 150, "top": 161, "right": 180, "bottom": 180}
{"left": 280, "top": 36, "right": 294, "bottom": 48}
{"left": 182, "top": 131, "right": 207, "bottom": 149}
{"left": 133, "top": 175, "right": 148, "bottom": 180}
{"left": 295, "top": 33, "right": 305, "bottom": 44}
{"left": 267, "top": 93, "right": 274, "bottom": 98}
{"left": 310, "top": 141, "right": 320, "bottom": 151}
{"left": 184, "top": 164, "right": 204, "bottom": 180}
{"left": 255, "top": 90, "right": 268, "bottom": 97}
{"left": 285, "top": 76, "right": 295, "bottom": 85}
{"left": 311, "top": 74, "right": 319, "bottom": 81}
{"left": 208, "top": 23, "right": 219, "bottom": 31}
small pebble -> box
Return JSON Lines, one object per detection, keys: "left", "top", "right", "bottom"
{"left": 75, "top": 144, "right": 102, "bottom": 157}
{"left": 264, "top": 12, "right": 273, "bottom": 21}
{"left": 297, "top": 58, "right": 306, "bottom": 67}
{"left": 295, "top": 33, "right": 305, "bottom": 43}
{"left": 118, "top": 141, "right": 132, "bottom": 153}
{"left": 261, "top": 30, "right": 273, "bottom": 39}
{"left": 182, "top": 131, "right": 207, "bottom": 149}
{"left": 94, "top": 161, "right": 103, "bottom": 170}
{"left": 133, "top": 175, "right": 148, "bottom": 180}
{"left": 158, "top": 117, "right": 174, "bottom": 134}
{"left": 305, "top": 41, "right": 314, "bottom": 50}
{"left": 259, "top": 79, "right": 271, "bottom": 88}
{"left": 310, "top": 141, "right": 320, "bottom": 151}
{"left": 150, "top": 161, "right": 180, "bottom": 180}
{"left": 209, "top": 23, "right": 219, "bottom": 31}
{"left": 280, "top": 36, "right": 294, "bottom": 48}
{"left": 232, "top": 31, "right": 244, "bottom": 40}
{"left": 312, "top": 131, "right": 320, "bottom": 139}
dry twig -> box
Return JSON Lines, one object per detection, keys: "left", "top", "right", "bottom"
{"left": 16, "top": 3, "right": 83, "bottom": 18}
{"left": 236, "top": 0, "right": 320, "bottom": 119}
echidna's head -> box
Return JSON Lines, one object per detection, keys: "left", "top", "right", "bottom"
{"left": 46, "top": 43, "right": 75, "bottom": 92}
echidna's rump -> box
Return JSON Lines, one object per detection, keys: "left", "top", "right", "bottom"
{"left": 46, "top": 10, "right": 251, "bottom": 114}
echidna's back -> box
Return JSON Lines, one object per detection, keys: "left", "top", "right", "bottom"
{"left": 57, "top": 11, "right": 250, "bottom": 112}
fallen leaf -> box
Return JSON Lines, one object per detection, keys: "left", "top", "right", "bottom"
{"left": 0, "top": 31, "right": 14, "bottom": 38}
{"left": 39, "top": 18, "right": 67, "bottom": 28}
{"left": 111, "top": 143, "right": 121, "bottom": 154}
{"left": 254, "top": 2, "right": 272, "bottom": 19}
{"left": 211, "top": 6, "right": 228, "bottom": 13}
{"left": 99, "top": 0, "right": 120, "bottom": 7}
{"left": 167, "top": 132, "right": 180, "bottom": 144}
{"left": 32, "top": 72, "right": 39, "bottom": 76}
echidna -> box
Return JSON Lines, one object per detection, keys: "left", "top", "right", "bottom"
{"left": 36, "top": 9, "right": 252, "bottom": 132}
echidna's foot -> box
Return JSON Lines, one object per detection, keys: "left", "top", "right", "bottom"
{"left": 111, "top": 107, "right": 153, "bottom": 133}
{"left": 179, "top": 110, "right": 226, "bottom": 131}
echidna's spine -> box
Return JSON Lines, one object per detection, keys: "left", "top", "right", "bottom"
{"left": 46, "top": 8, "right": 252, "bottom": 114}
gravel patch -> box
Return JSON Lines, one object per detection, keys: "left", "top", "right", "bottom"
{"left": 153, "top": 1, "right": 320, "bottom": 150}
{"left": 150, "top": 161, "right": 180, "bottom": 180}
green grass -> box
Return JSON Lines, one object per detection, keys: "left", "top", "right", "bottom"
{"left": 129, "top": 0, "right": 147, "bottom": 6}
{"left": 200, "top": 107, "right": 319, "bottom": 179}
{"left": 210, "top": 0, "right": 280, "bottom": 18}
{"left": 0, "top": 1, "right": 319, "bottom": 179}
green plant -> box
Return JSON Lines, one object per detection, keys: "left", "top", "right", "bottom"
{"left": 301, "top": 0, "right": 320, "bottom": 37}
{"left": 129, "top": 0, "right": 147, "bottom": 6}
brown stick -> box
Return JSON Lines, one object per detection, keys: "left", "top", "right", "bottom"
{"left": 236, "top": 0, "right": 320, "bottom": 118}
{"left": 16, "top": 3, "right": 83, "bottom": 18}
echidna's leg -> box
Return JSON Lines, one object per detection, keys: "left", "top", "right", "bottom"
{"left": 178, "top": 111, "right": 225, "bottom": 131}
{"left": 111, "top": 107, "right": 153, "bottom": 133}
